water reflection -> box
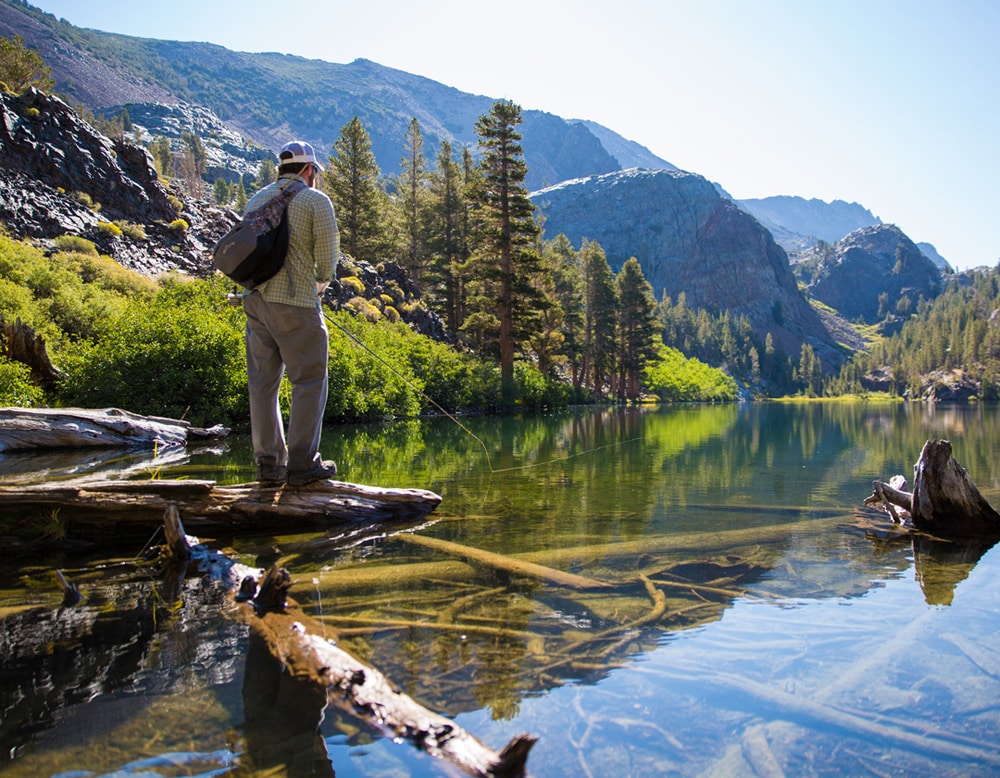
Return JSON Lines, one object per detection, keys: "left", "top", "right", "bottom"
{"left": 239, "top": 633, "right": 335, "bottom": 777}
{"left": 3, "top": 402, "right": 1000, "bottom": 776}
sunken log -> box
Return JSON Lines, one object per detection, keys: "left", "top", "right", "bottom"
{"left": 162, "top": 506, "right": 535, "bottom": 777}
{"left": 0, "top": 477, "right": 442, "bottom": 539}
{"left": 865, "top": 439, "right": 1000, "bottom": 538}
{"left": 0, "top": 406, "right": 228, "bottom": 452}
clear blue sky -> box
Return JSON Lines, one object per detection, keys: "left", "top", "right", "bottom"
{"left": 26, "top": 0, "right": 1000, "bottom": 270}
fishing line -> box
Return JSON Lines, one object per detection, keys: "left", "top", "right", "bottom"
{"left": 321, "top": 308, "right": 642, "bottom": 475}
{"left": 324, "top": 308, "right": 499, "bottom": 471}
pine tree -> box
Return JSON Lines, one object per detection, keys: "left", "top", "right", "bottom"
{"left": 467, "top": 100, "right": 547, "bottom": 404}
{"left": 256, "top": 158, "right": 277, "bottom": 189}
{"left": 581, "top": 241, "right": 618, "bottom": 395}
{"left": 426, "top": 140, "right": 468, "bottom": 332}
{"left": 545, "top": 234, "right": 586, "bottom": 387}
{"left": 615, "top": 257, "right": 660, "bottom": 399}
{"left": 397, "top": 118, "right": 430, "bottom": 284}
{"left": 149, "top": 136, "right": 172, "bottom": 178}
{"left": 325, "top": 116, "right": 390, "bottom": 265}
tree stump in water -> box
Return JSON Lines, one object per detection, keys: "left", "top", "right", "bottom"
{"left": 866, "top": 439, "right": 1000, "bottom": 538}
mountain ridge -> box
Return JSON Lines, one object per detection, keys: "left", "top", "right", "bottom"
{"left": 0, "top": 1, "right": 667, "bottom": 190}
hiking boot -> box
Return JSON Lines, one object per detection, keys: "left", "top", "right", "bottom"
{"left": 256, "top": 461, "right": 287, "bottom": 485}
{"left": 287, "top": 460, "right": 337, "bottom": 486}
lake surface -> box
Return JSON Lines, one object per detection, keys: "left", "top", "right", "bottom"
{"left": 2, "top": 402, "right": 1000, "bottom": 777}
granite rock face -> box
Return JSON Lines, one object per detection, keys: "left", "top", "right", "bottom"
{"left": 798, "top": 224, "right": 943, "bottom": 323}
{"left": 0, "top": 87, "right": 228, "bottom": 275}
{"left": 531, "top": 168, "right": 853, "bottom": 367}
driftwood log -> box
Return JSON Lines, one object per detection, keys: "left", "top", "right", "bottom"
{"left": 0, "top": 407, "right": 228, "bottom": 452}
{"left": 0, "top": 477, "right": 443, "bottom": 539}
{"left": 163, "top": 505, "right": 535, "bottom": 777}
{"left": 865, "top": 439, "right": 1000, "bottom": 537}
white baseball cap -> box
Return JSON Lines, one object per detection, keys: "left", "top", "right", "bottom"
{"left": 278, "top": 141, "right": 324, "bottom": 170}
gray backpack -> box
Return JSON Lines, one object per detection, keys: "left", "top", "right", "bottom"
{"left": 212, "top": 180, "right": 306, "bottom": 290}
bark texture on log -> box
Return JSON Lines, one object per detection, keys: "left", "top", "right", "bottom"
{"left": 0, "top": 406, "right": 228, "bottom": 452}
{"left": 865, "top": 439, "right": 1000, "bottom": 538}
{"left": 0, "top": 315, "right": 63, "bottom": 387}
{"left": 246, "top": 567, "right": 536, "bottom": 777}
{"left": 911, "top": 439, "right": 1000, "bottom": 537}
{"left": 0, "top": 477, "right": 443, "bottom": 539}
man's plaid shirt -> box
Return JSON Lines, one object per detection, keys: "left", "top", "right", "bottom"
{"left": 243, "top": 174, "right": 339, "bottom": 308}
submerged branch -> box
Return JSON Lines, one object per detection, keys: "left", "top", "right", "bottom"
{"left": 397, "top": 532, "right": 612, "bottom": 590}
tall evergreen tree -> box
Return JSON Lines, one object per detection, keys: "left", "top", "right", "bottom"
{"left": 426, "top": 140, "right": 468, "bottom": 332}
{"left": 256, "top": 157, "right": 277, "bottom": 189}
{"left": 467, "top": 100, "right": 547, "bottom": 403}
{"left": 325, "top": 116, "right": 389, "bottom": 265}
{"left": 615, "top": 257, "right": 660, "bottom": 399}
{"left": 544, "top": 234, "right": 586, "bottom": 387}
{"left": 397, "top": 118, "right": 430, "bottom": 284}
{"left": 581, "top": 241, "right": 618, "bottom": 395}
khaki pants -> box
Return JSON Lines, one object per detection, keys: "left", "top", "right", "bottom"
{"left": 243, "top": 292, "right": 329, "bottom": 471}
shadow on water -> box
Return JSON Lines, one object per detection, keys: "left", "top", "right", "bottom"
{"left": 2, "top": 402, "right": 1000, "bottom": 776}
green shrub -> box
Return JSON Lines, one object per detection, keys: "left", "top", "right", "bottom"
{"left": 0, "top": 356, "right": 43, "bottom": 406}
{"left": 514, "top": 361, "right": 572, "bottom": 409}
{"left": 72, "top": 191, "right": 101, "bottom": 212}
{"left": 56, "top": 276, "right": 247, "bottom": 427}
{"left": 383, "top": 280, "right": 405, "bottom": 305}
{"left": 645, "top": 346, "right": 738, "bottom": 401}
{"left": 60, "top": 252, "right": 157, "bottom": 297}
{"left": 168, "top": 218, "right": 189, "bottom": 233}
{"left": 346, "top": 296, "right": 380, "bottom": 322}
{"left": 52, "top": 235, "right": 98, "bottom": 255}
{"left": 0, "top": 276, "right": 36, "bottom": 320}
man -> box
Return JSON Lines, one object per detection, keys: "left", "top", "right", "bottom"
{"left": 242, "top": 140, "right": 338, "bottom": 486}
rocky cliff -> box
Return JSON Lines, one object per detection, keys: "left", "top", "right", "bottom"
{"left": 531, "top": 169, "right": 857, "bottom": 367}
{"left": 794, "top": 224, "right": 943, "bottom": 324}
{"left": 0, "top": 86, "right": 225, "bottom": 275}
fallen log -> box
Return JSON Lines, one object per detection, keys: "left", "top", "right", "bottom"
{"left": 163, "top": 505, "right": 536, "bottom": 777}
{"left": 0, "top": 406, "right": 228, "bottom": 452}
{"left": 865, "top": 439, "right": 1000, "bottom": 538}
{"left": 0, "top": 477, "right": 442, "bottom": 540}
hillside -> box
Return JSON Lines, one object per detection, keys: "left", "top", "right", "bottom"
{"left": 793, "top": 225, "right": 943, "bottom": 325}
{"left": 0, "top": 0, "right": 671, "bottom": 190}
{"left": 531, "top": 169, "right": 859, "bottom": 368}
